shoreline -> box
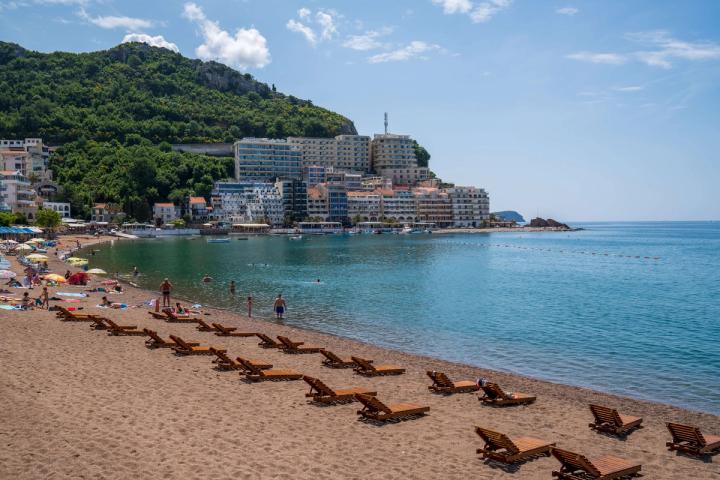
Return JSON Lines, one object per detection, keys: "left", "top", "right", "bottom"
{"left": 2, "top": 234, "right": 718, "bottom": 479}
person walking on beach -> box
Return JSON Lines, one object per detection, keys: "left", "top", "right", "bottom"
{"left": 229, "top": 280, "right": 236, "bottom": 295}
{"left": 273, "top": 294, "right": 286, "bottom": 319}
{"left": 41, "top": 286, "right": 49, "bottom": 309}
{"left": 247, "top": 295, "right": 253, "bottom": 318}
{"left": 160, "top": 278, "right": 172, "bottom": 307}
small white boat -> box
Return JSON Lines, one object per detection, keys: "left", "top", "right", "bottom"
{"left": 289, "top": 235, "right": 303, "bottom": 240}
{"left": 207, "top": 238, "right": 230, "bottom": 244}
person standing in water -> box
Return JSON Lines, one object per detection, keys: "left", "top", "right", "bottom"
{"left": 229, "top": 280, "right": 236, "bottom": 295}
{"left": 160, "top": 278, "right": 172, "bottom": 307}
{"left": 273, "top": 294, "right": 286, "bottom": 319}
{"left": 247, "top": 295, "right": 253, "bottom": 318}
{"left": 202, "top": 273, "right": 213, "bottom": 283}
{"left": 133, "top": 266, "right": 139, "bottom": 277}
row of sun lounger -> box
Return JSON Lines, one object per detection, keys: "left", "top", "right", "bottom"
{"left": 56, "top": 307, "right": 720, "bottom": 466}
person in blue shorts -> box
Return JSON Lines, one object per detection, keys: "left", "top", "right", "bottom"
{"left": 273, "top": 294, "right": 286, "bottom": 319}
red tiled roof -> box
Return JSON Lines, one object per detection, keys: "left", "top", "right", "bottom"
{"left": 154, "top": 203, "right": 175, "bottom": 208}
{"left": 189, "top": 196, "right": 206, "bottom": 204}
{"left": 0, "top": 150, "right": 29, "bottom": 156}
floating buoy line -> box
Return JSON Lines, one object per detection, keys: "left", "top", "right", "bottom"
{"left": 454, "top": 242, "right": 661, "bottom": 261}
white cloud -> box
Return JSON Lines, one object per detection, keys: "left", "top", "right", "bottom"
{"left": 315, "top": 10, "right": 337, "bottom": 41}
{"left": 78, "top": 8, "right": 153, "bottom": 30}
{"left": 342, "top": 27, "right": 392, "bottom": 51}
{"left": 286, "top": 19, "right": 316, "bottom": 46}
{"left": 182, "top": 2, "right": 270, "bottom": 70}
{"left": 432, "top": 0, "right": 472, "bottom": 14}
{"left": 556, "top": 6, "right": 579, "bottom": 16}
{"left": 122, "top": 33, "right": 179, "bottom": 53}
{"left": 297, "top": 7, "right": 311, "bottom": 20}
{"left": 368, "top": 41, "right": 443, "bottom": 63}
{"left": 432, "top": 0, "right": 512, "bottom": 23}
{"left": 568, "top": 31, "right": 720, "bottom": 69}
{"left": 566, "top": 52, "right": 627, "bottom": 65}
{"left": 613, "top": 85, "right": 644, "bottom": 92}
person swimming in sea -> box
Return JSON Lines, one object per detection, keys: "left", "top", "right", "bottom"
{"left": 202, "top": 274, "right": 213, "bottom": 283}
{"left": 229, "top": 280, "right": 236, "bottom": 294}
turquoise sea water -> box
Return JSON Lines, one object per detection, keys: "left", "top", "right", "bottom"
{"left": 86, "top": 222, "right": 720, "bottom": 414}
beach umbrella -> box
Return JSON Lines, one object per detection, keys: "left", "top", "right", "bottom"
{"left": 68, "top": 260, "right": 88, "bottom": 267}
{"left": 15, "top": 244, "right": 33, "bottom": 252}
{"left": 26, "top": 254, "right": 49, "bottom": 262}
{"left": 44, "top": 273, "right": 66, "bottom": 283}
{"left": 29, "top": 238, "right": 46, "bottom": 243}
{"left": 86, "top": 268, "right": 107, "bottom": 275}
{"left": 1, "top": 240, "right": 18, "bottom": 245}
{"left": 66, "top": 257, "right": 87, "bottom": 263}
{"left": 0, "top": 270, "right": 16, "bottom": 279}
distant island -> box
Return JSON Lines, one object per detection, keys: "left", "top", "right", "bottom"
{"left": 492, "top": 211, "right": 525, "bottom": 223}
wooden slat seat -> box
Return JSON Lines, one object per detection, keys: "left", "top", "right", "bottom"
{"left": 479, "top": 382, "right": 535, "bottom": 406}
{"left": 236, "top": 356, "right": 301, "bottom": 381}
{"left": 144, "top": 329, "right": 199, "bottom": 349}
{"left": 352, "top": 356, "right": 405, "bottom": 376}
{"left": 277, "top": 336, "right": 324, "bottom": 354}
{"left": 475, "top": 426, "right": 554, "bottom": 464}
{"left": 666, "top": 423, "right": 720, "bottom": 457}
{"left": 303, "top": 376, "right": 376, "bottom": 404}
{"left": 169, "top": 335, "right": 222, "bottom": 356}
{"left": 209, "top": 348, "right": 272, "bottom": 371}
{"left": 589, "top": 404, "right": 643, "bottom": 436}
{"left": 212, "top": 323, "right": 256, "bottom": 337}
{"left": 551, "top": 447, "right": 642, "bottom": 479}
{"left": 320, "top": 350, "right": 356, "bottom": 368}
{"left": 56, "top": 306, "right": 98, "bottom": 321}
{"left": 195, "top": 319, "right": 218, "bottom": 332}
{"left": 427, "top": 371, "right": 479, "bottom": 394}
{"left": 104, "top": 318, "right": 146, "bottom": 336}
{"left": 355, "top": 394, "right": 428, "bottom": 422}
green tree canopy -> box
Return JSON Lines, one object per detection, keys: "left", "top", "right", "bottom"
{"left": 35, "top": 208, "right": 62, "bottom": 228}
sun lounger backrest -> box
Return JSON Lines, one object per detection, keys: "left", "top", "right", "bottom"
{"left": 143, "top": 329, "right": 163, "bottom": 342}
{"left": 482, "top": 383, "right": 507, "bottom": 400}
{"left": 355, "top": 394, "right": 392, "bottom": 414}
{"left": 169, "top": 335, "right": 191, "bottom": 350}
{"left": 667, "top": 423, "right": 706, "bottom": 446}
{"left": 303, "top": 376, "right": 335, "bottom": 396}
{"left": 196, "top": 319, "right": 211, "bottom": 328}
{"left": 590, "top": 404, "right": 622, "bottom": 426}
{"left": 321, "top": 350, "right": 343, "bottom": 363}
{"left": 212, "top": 323, "right": 229, "bottom": 333}
{"left": 256, "top": 333, "right": 277, "bottom": 345}
{"left": 277, "top": 336, "right": 295, "bottom": 348}
{"left": 427, "top": 371, "right": 454, "bottom": 388}
{"left": 211, "top": 348, "right": 232, "bottom": 363}
{"left": 351, "top": 356, "right": 376, "bottom": 372}
{"left": 474, "top": 427, "right": 520, "bottom": 455}
{"left": 236, "top": 357, "right": 262, "bottom": 374}
{"left": 551, "top": 448, "right": 601, "bottom": 477}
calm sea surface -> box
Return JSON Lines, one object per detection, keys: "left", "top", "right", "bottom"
{"left": 86, "top": 222, "right": 720, "bottom": 414}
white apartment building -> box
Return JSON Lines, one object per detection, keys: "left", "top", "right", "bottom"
{"left": 414, "top": 187, "right": 453, "bottom": 228}
{"left": 445, "top": 186, "right": 490, "bottom": 227}
{"left": 234, "top": 138, "right": 302, "bottom": 181}
{"left": 0, "top": 170, "right": 36, "bottom": 218}
{"left": 0, "top": 150, "right": 29, "bottom": 175}
{"left": 0, "top": 138, "right": 53, "bottom": 182}
{"left": 377, "top": 166, "right": 430, "bottom": 186}
{"left": 371, "top": 133, "right": 429, "bottom": 186}
{"left": 306, "top": 186, "right": 328, "bottom": 220}
{"left": 288, "top": 135, "right": 371, "bottom": 172}
{"left": 211, "top": 182, "right": 284, "bottom": 226}
{"left": 303, "top": 165, "right": 326, "bottom": 187}
{"left": 379, "top": 189, "right": 417, "bottom": 223}
{"left": 153, "top": 203, "right": 179, "bottom": 225}
{"left": 347, "top": 191, "right": 382, "bottom": 222}
{"left": 43, "top": 201, "right": 71, "bottom": 218}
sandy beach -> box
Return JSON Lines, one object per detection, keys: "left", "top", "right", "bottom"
{"left": 1, "top": 235, "right": 719, "bottom": 479}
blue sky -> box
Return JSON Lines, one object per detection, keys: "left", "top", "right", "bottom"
{"left": 1, "top": 0, "right": 719, "bottom": 221}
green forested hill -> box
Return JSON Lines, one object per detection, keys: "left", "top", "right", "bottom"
{"left": 0, "top": 41, "right": 357, "bottom": 220}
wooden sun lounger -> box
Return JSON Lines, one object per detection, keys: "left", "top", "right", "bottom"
{"left": 479, "top": 382, "right": 536, "bottom": 406}
{"left": 144, "top": 329, "right": 200, "bottom": 349}
{"left": 195, "top": 319, "right": 218, "bottom": 332}
{"left": 551, "top": 447, "right": 642, "bottom": 479}
{"left": 320, "top": 350, "right": 356, "bottom": 368}
{"left": 303, "top": 376, "right": 376, "bottom": 404}
{"left": 212, "top": 323, "right": 256, "bottom": 337}
{"left": 236, "top": 356, "right": 302, "bottom": 382}
{"left": 589, "top": 405, "right": 643, "bottom": 436}
{"left": 666, "top": 423, "right": 720, "bottom": 457}
{"left": 90, "top": 316, "right": 110, "bottom": 330}
{"left": 148, "top": 311, "right": 169, "bottom": 320}
{"left": 104, "top": 318, "right": 146, "bottom": 336}
{"left": 352, "top": 356, "right": 405, "bottom": 376}
{"left": 277, "top": 335, "right": 324, "bottom": 354}
{"left": 56, "top": 306, "right": 98, "bottom": 321}
{"left": 209, "top": 348, "right": 272, "bottom": 371}
{"left": 256, "top": 333, "right": 284, "bottom": 348}
{"left": 169, "top": 335, "right": 222, "bottom": 356}
{"left": 427, "top": 371, "right": 479, "bottom": 394}
{"left": 355, "top": 394, "right": 429, "bottom": 422}
{"left": 164, "top": 311, "right": 202, "bottom": 323}
{"left": 475, "top": 426, "right": 554, "bottom": 464}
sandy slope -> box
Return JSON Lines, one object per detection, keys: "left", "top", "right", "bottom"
{"left": 1, "top": 235, "right": 718, "bottom": 479}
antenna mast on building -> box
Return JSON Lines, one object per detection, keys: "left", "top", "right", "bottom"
{"left": 384, "top": 112, "right": 388, "bottom": 135}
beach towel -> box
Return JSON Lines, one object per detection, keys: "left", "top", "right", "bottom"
{"left": 0, "top": 305, "right": 20, "bottom": 310}
{"left": 56, "top": 292, "right": 87, "bottom": 298}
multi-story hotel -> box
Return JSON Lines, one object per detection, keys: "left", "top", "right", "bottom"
{"left": 379, "top": 189, "right": 417, "bottom": 223}
{"left": 347, "top": 191, "right": 382, "bottom": 222}
{"left": 306, "top": 186, "right": 328, "bottom": 220}
{"left": 0, "top": 138, "right": 54, "bottom": 182}
{"left": 0, "top": 170, "right": 37, "bottom": 219}
{"left": 414, "top": 187, "right": 454, "bottom": 228}
{"left": 275, "top": 179, "right": 308, "bottom": 224}
{"left": 288, "top": 135, "right": 370, "bottom": 172}
{"left": 445, "top": 186, "right": 490, "bottom": 227}
{"left": 211, "top": 182, "right": 284, "bottom": 226}
{"left": 370, "top": 133, "right": 430, "bottom": 186}
{"left": 234, "top": 138, "right": 302, "bottom": 181}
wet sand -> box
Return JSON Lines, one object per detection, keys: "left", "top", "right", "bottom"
{"left": 1, "top": 234, "right": 718, "bottom": 479}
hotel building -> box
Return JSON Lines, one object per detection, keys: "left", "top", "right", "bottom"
{"left": 414, "top": 187, "right": 453, "bottom": 228}
{"left": 234, "top": 138, "right": 302, "bottom": 181}
{"left": 445, "top": 186, "right": 490, "bottom": 227}
{"left": 370, "top": 133, "right": 430, "bottom": 186}
{"left": 347, "top": 191, "right": 382, "bottom": 222}
{"left": 211, "top": 182, "right": 284, "bottom": 226}
{"left": 288, "top": 135, "right": 371, "bottom": 172}
{"left": 0, "top": 170, "right": 36, "bottom": 218}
